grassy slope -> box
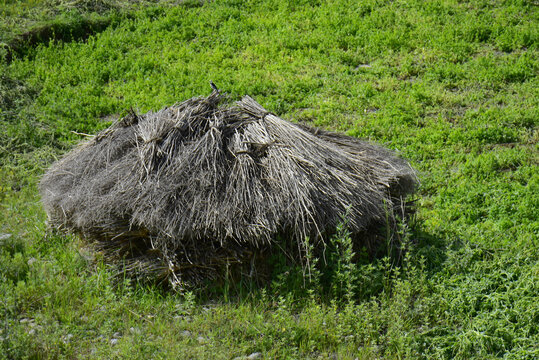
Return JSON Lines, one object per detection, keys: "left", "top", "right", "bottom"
{"left": 1, "top": 0, "right": 538, "bottom": 358}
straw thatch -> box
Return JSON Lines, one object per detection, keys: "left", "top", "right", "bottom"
{"left": 40, "top": 91, "right": 418, "bottom": 288}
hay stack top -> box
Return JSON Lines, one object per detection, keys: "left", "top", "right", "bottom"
{"left": 40, "top": 91, "right": 417, "bottom": 285}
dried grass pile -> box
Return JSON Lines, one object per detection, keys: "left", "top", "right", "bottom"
{"left": 40, "top": 90, "right": 418, "bottom": 288}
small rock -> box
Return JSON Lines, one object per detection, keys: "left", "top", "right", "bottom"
{"left": 110, "top": 338, "right": 119, "bottom": 345}
{"left": 247, "top": 352, "right": 262, "bottom": 359}
{"left": 80, "top": 315, "right": 89, "bottom": 322}
{"left": 112, "top": 332, "right": 121, "bottom": 338}
{"left": 355, "top": 64, "right": 372, "bottom": 69}
{"left": 0, "top": 234, "right": 12, "bottom": 241}
{"left": 180, "top": 330, "right": 191, "bottom": 337}
{"left": 27, "top": 257, "right": 37, "bottom": 266}
{"left": 28, "top": 329, "right": 36, "bottom": 335}
{"left": 197, "top": 336, "right": 205, "bottom": 344}
{"left": 19, "top": 318, "right": 32, "bottom": 324}
{"left": 129, "top": 327, "right": 141, "bottom": 335}
{"left": 62, "top": 333, "right": 74, "bottom": 344}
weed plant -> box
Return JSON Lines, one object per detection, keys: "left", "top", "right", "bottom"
{"left": 1, "top": 0, "right": 538, "bottom": 358}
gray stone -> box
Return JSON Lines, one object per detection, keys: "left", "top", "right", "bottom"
{"left": 62, "top": 333, "right": 73, "bottom": 344}
{"left": 0, "top": 234, "right": 12, "bottom": 241}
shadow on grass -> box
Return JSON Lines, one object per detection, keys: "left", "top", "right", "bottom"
{"left": 182, "top": 217, "right": 454, "bottom": 305}
{"left": 3, "top": 16, "right": 113, "bottom": 63}
{"left": 1, "top": 1, "right": 210, "bottom": 64}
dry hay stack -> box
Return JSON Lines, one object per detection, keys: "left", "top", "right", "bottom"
{"left": 40, "top": 91, "right": 418, "bottom": 288}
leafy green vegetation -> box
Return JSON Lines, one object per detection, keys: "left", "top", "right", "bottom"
{"left": 1, "top": 0, "right": 538, "bottom": 358}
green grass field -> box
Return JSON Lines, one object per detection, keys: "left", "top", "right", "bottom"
{"left": 1, "top": 0, "right": 538, "bottom": 358}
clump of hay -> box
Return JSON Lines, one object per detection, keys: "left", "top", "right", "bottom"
{"left": 40, "top": 90, "right": 418, "bottom": 288}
